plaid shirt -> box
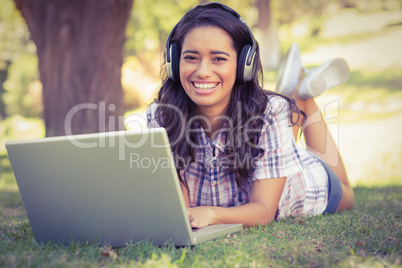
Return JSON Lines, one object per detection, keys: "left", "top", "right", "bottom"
{"left": 146, "top": 95, "right": 328, "bottom": 219}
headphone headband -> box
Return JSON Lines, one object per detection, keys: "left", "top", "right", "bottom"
{"left": 165, "top": 3, "right": 258, "bottom": 82}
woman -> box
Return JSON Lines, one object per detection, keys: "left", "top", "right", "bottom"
{"left": 146, "top": 3, "right": 354, "bottom": 228}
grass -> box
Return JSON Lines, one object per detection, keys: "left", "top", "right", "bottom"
{"left": 0, "top": 175, "right": 401, "bottom": 267}
{"left": 324, "top": 68, "right": 402, "bottom": 124}
{"left": 0, "top": 142, "right": 401, "bottom": 267}
{"left": 279, "top": 9, "right": 402, "bottom": 57}
{"left": 334, "top": 69, "right": 402, "bottom": 103}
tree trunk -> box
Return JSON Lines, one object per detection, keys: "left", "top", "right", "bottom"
{"left": 257, "top": 0, "right": 280, "bottom": 71}
{"left": 0, "top": 61, "right": 11, "bottom": 120}
{"left": 13, "top": 0, "right": 133, "bottom": 136}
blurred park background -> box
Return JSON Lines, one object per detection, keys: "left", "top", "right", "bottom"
{"left": 0, "top": 0, "right": 401, "bottom": 188}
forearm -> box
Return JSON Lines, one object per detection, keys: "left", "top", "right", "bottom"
{"left": 210, "top": 201, "right": 277, "bottom": 227}
{"left": 188, "top": 178, "right": 286, "bottom": 228}
{"left": 189, "top": 201, "right": 278, "bottom": 228}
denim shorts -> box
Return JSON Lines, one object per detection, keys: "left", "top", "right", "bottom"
{"left": 312, "top": 155, "right": 343, "bottom": 214}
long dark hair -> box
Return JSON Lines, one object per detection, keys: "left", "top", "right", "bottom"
{"left": 154, "top": 4, "right": 301, "bottom": 191}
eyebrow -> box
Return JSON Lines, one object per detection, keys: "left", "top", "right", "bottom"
{"left": 182, "top": 50, "right": 231, "bottom": 57}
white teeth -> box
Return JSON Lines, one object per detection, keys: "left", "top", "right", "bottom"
{"left": 193, "top": 82, "right": 217, "bottom": 89}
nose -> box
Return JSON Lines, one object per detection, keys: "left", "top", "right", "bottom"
{"left": 196, "top": 59, "right": 212, "bottom": 78}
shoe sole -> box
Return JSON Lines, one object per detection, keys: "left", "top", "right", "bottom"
{"left": 308, "top": 58, "right": 350, "bottom": 97}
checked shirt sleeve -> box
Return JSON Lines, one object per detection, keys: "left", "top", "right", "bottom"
{"left": 145, "top": 103, "right": 161, "bottom": 128}
{"left": 253, "top": 96, "right": 303, "bottom": 180}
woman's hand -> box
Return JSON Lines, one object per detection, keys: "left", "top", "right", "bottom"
{"left": 188, "top": 206, "right": 215, "bottom": 228}
{"left": 186, "top": 177, "right": 286, "bottom": 228}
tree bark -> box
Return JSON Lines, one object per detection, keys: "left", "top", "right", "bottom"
{"left": 257, "top": 0, "right": 280, "bottom": 71}
{"left": 13, "top": 0, "right": 133, "bottom": 136}
{"left": 0, "top": 61, "right": 11, "bottom": 120}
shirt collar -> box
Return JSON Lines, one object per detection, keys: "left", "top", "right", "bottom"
{"left": 192, "top": 119, "right": 228, "bottom": 153}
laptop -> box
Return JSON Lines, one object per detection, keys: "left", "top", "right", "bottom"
{"left": 5, "top": 128, "right": 242, "bottom": 246}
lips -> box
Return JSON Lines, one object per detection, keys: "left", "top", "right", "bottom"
{"left": 193, "top": 82, "right": 218, "bottom": 90}
{"left": 191, "top": 82, "right": 219, "bottom": 95}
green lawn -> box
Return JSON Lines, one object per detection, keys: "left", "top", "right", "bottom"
{"left": 0, "top": 146, "right": 401, "bottom": 268}
{"left": 0, "top": 185, "right": 401, "bottom": 267}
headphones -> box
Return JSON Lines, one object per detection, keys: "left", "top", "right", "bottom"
{"left": 165, "top": 3, "right": 258, "bottom": 83}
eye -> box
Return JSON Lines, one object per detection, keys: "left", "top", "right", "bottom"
{"left": 213, "top": 57, "right": 227, "bottom": 62}
{"left": 183, "top": 55, "right": 198, "bottom": 61}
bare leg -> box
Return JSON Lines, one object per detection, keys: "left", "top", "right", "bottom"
{"left": 291, "top": 70, "right": 354, "bottom": 212}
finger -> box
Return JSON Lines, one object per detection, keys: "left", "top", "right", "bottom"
{"left": 190, "top": 216, "right": 199, "bottom": 228}
{"left": 187, "top": 209, "right": 193, "bottom": 221}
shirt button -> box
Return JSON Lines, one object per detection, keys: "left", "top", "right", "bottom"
{"left": 211, "top": 180, "right": 217, "bottom": 186}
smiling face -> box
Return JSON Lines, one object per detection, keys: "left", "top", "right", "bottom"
{"left": 179, "top": 26, "right": 237, "bottom": 117}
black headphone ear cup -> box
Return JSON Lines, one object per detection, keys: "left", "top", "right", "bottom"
{"left": 170, "top": 42, "right": 180, "bottom": 81}
{"left": 237, "top": 45, "right": 250, "bottom": 83}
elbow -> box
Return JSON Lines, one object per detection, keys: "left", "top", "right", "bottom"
{"left": 249, "top": 204, "right": 276, "bottom": 227}
{"left": 259, "top": 214, "right": 275, "bottom": 226}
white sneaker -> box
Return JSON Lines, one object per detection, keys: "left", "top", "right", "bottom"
{"left": 299, "top": 58, "right": 350, "bottom": 99}
{"left": 276, "top": 43, "right": 302, "bottom": 97}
